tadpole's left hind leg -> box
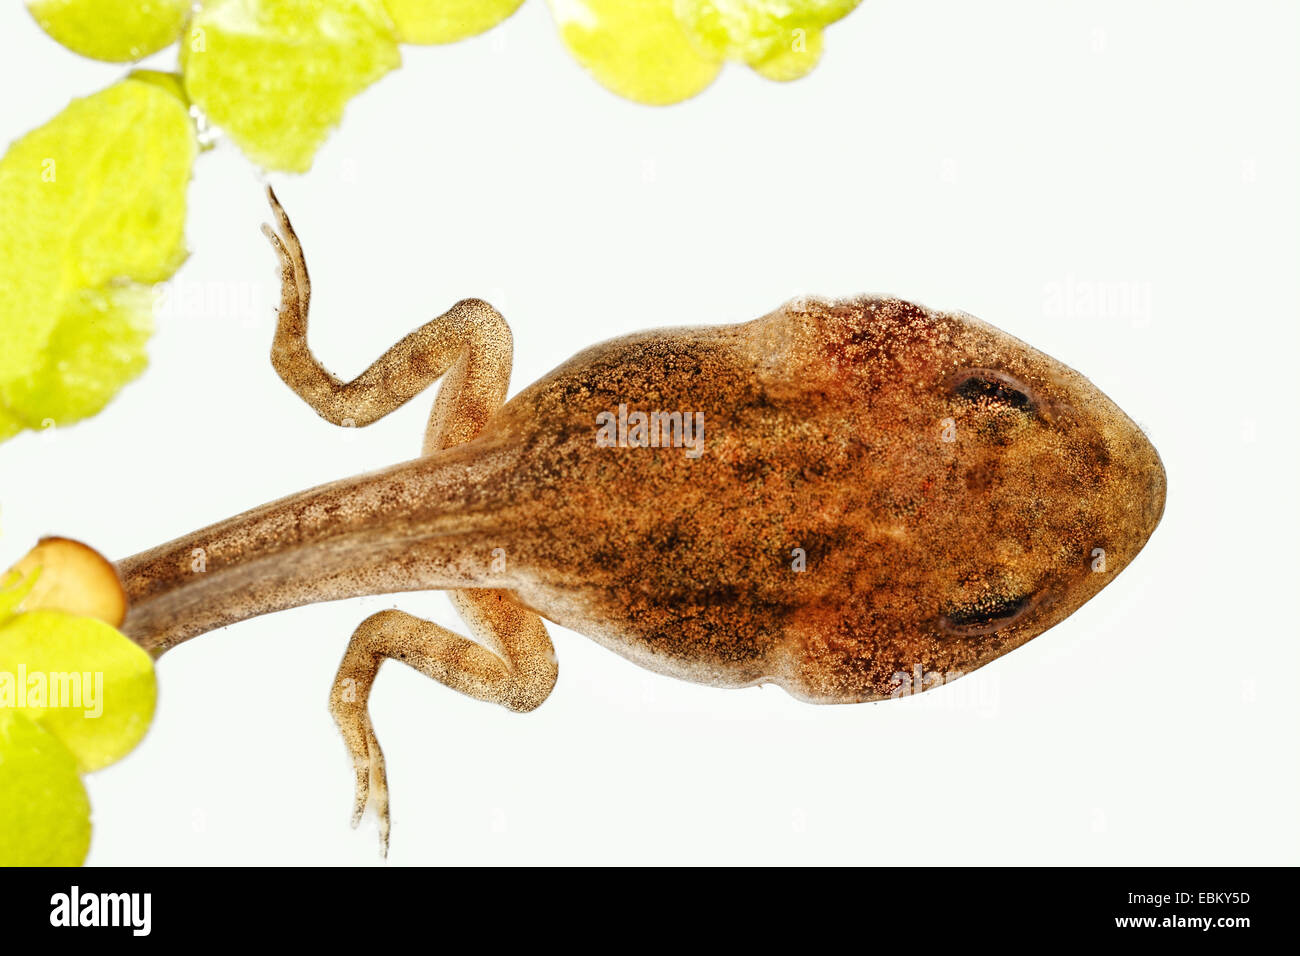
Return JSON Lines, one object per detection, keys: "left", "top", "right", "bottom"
{"left": 261, "top": 185, "right": 510, "bottom": 434}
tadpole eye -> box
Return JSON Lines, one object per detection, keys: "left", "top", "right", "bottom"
{"left": 948, "top": 368, "right": 1037, "bottom": 414}
{"left": 940, "top": 593, "right": 1035, "bottom": 637}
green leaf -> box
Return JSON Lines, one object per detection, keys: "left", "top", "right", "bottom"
{"left": 183, "top": 0, "right": 402, "bottom": 172}
{"left": 0, "top": 406, "right": 22, "bottom": 445}
{"left": 0, "top": 571, "right": 37, "bottom": 623}
{"left": 127, "top": 68, "right": 191, "bottom": 105}
{"left": 383, "top": 0, "right": 524, "bottom": 44}
{"left": 548, "top": 0, "right": 722, "bottom": 105}
{"left": 0, "top": 76, "right": 197, "bottom": 438}
{"left": 675, "top": 0, "right": 860, "bottom": 79}
{"left": 749, "top": 25, "right": 823, "bottom": 81}
{"left": 27, "top": 0, "right": 190, "bottom": 63}
{"left": 3, "top": 286, "right": 155, "bottom": 430}
{"left": 0, "top": 610, "right": 157, "bottom": 773}
{"left": 0, "top": 710, "right": 91, "bottom": 867}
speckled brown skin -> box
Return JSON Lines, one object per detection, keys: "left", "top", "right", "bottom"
{"left": 115, "top": 189, "right": 1165, "bottom": 848}
{"left": 490, "top": 297, "right": 1165, "bottom": 700}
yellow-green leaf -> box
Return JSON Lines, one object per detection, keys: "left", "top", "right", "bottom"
{"left": 750, "top": 28, "right": 823, "bottom": 81}
{"left": 3, "top": 286, "right": 155, "bottom": 430}
{"left": 0, "top": 76, "right": 196, "bottom": 439}
{"left": 548, "top": 0, "right": 722, "bottom": 106}
{"left": 0, "top": 710, "right": 91, "bottom": 867}
{"left": 27, "top": 0, "right": 190, "bottom": 63}
{"left": 384, "top": 0, "right": 524, "bottom": 44}
{"left": 0, "top": 611, "right": 157, "bottom": 773}
{"left": 0, "top": 571, "right": 37, "bottom": 623}
{"left": 128, "top": 68, "right": 191, "bottom": 105}
{"left": 675, "top": 0, "right": 858, "bottom": 75}
{"left": 0, "top": 406, "right": 21, "bottom": 445}
{"left": 183, "top": 0, "right": 402, "bottom": 172}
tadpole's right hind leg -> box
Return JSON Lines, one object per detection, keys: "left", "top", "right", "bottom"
{"left": 329, "top": 600, "right": 557, "bottom": 855}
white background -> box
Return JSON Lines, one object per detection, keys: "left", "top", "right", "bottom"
{"left": 1, "top": 1, "right": 1297, "bottom": 865}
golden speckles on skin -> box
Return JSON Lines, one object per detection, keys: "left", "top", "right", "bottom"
{"left": 113, "top": 191, "right": 1166, "bottom": 845}
{"left": 117, "top": 287, "right": 1166, "bottom": 701}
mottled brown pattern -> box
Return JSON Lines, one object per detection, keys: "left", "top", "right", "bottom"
{"left": 114, "top": 189, "right": 1165, "bottom": 847}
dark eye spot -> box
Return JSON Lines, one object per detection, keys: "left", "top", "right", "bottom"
{"left": 949, "top": 368, "right": 1037, "bottom": 413}
{"left": 940, "top": 593, "right": 1034, "bottom": 636}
